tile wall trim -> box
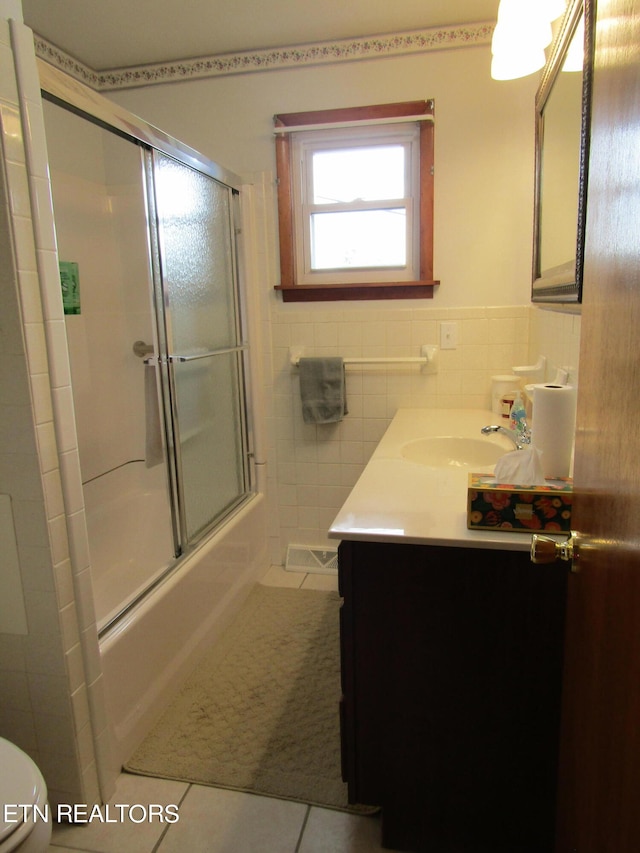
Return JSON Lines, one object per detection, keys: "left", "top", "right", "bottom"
{"left": 32, "top": 22, "right": 493, "bottom": 91}
{"left": 3, "top": 13, "right": 113, "bottom": 806}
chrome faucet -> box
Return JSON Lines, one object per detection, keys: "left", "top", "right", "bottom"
{"left": 480, "top": 424, "right": 531, "bottom": 451}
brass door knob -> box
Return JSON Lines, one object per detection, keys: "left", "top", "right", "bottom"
{"left": 531, "top": 532, "right": 580, "bottom": 571}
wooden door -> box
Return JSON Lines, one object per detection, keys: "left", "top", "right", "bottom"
{"left": 555, "top": 1, "right": 640, "bottom": 849}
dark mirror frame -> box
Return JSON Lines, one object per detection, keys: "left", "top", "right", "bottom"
{"left": 532, "top": 0, "right": 595, "bottom": 304}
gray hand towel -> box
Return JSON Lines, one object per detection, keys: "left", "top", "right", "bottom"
{"left": 298, "top": 357, "right": 347, "bottom": 424}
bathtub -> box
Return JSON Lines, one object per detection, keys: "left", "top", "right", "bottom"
{"left": 83, "top": 462, "right": 177, "bottom": 632}
{"left": 99, "top": 490, "right": 268, "bottom": 768}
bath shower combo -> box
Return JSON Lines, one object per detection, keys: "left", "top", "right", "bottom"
{"left": 40, "top": 63, "right": 268, "bottom": 769}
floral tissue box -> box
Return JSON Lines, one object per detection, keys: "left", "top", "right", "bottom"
{"left": 467, "top": 473, "right": 573, "bottom": 532}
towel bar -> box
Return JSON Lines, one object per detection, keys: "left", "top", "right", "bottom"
{"left": 289, "top": 345, "right": 438, "bottom": 368}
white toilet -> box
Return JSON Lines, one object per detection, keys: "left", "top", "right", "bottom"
{"left": 0, "top": 738, "right": 52, "bottom": 853}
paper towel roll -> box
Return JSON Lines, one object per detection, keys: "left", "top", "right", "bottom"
{"left": 531, "top": 384, "right": 577, "bottom": 478}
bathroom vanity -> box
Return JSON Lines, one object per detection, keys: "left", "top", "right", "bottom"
{"left": 329, "top": 410, "right": 567, "bottom": 852}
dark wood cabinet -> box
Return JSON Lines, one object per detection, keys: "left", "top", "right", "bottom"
{"left": 338, "top": 539, "right": 567, "bottom": 852}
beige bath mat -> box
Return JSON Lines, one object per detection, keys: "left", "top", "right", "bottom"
{"left": 124, "top": 584, "right": 375, "bottom": 813}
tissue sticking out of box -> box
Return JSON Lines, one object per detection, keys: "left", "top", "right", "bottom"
{"left": 493, "top": 447, "right": 546, "bottom": 486}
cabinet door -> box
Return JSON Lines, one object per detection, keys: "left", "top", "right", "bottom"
{"left": 339, "top": 539, "right": 567, "bottom": 852}
{"left": 337, "top": 541, "right": 359, "bottom": 793}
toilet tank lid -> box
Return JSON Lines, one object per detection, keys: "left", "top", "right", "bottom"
{"left": 0, "top": 738, "right": 47, "bottom": 842}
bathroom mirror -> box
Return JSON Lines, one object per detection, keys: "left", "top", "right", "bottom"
{"left": 532, "top": 0, "right": 594, "bottom": 304}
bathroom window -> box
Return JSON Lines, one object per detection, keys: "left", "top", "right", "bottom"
{"left": 274, "top": 100, "right": 437, "bottom": 301}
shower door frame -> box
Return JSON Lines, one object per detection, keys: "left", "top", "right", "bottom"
{"left": 39, "top": 62, "right": 256, "bottom": 596}
{"left": 146, "top": 147, "right": 253, "bottom": 551}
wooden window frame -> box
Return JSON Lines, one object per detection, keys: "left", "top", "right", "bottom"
{"left": 274, "top": 100, "right": 438, "bottom": 302}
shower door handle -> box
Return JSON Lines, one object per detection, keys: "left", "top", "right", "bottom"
{"left": 133, "top": 340, "right": 155, "bottom": 358}
{"left": 168, "top": 345, "right": 248, "bottom": 363}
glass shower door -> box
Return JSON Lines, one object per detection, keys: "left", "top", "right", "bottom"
{"left": 42, "top": 100, "right": 179, "bottom": 632}
{"left": 152, "top": 152, "right": 251, "bottom": 545}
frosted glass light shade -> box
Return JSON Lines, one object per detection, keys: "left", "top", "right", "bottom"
{"left": 491, "top": 0, "right": 557, "bottom": 80}
{"left": 491, "top": 48, "right": 546, "bottom": 80}
{"left": 492, "top": 18, "right": 553, "bottom": 55}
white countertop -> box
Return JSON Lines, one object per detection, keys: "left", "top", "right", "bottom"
{"left": 328, "top": 408, "right": 533, "bottom": 551}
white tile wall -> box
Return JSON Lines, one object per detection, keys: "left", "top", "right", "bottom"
{"left": 529, "top": 306, "right": 581, "bottom": 385}
{"left": 268, "top": 303, "right": 531, "bottom": 561}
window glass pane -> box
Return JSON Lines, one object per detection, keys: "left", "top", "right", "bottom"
{"left": 310, "top": 209, "right": 406, "bottom": 269}
{"left": 312, "top": 146, "right": 405, "bottom": 204}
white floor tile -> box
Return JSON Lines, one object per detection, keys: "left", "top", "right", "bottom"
{"left": 157, "top": 785, "right": 307, "bottom": 853}
{"left": 48, "top": 582, "right": 361, "bottom": 853}
{"left": 298, "top": 807, "right": 395, "bottom": 852}
{"left": 49, "top": 773, "right": 188, "bottom": 853}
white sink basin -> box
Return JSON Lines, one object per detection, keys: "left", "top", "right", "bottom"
{"left": 400, "top": 436, "right": 507, "bottom": 467}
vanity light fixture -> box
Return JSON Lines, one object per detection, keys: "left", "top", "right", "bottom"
{"left": 491, "top": 0, "right": 568, "bottom": 80}
{"left": 490, "top": 45, "right": 547, "bottom": 81}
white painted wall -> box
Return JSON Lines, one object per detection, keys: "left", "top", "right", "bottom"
{"left": 113, "top": 42, "right": 539, "bottom": 308}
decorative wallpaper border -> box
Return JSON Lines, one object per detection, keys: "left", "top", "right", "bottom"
{"left": 34, "top": 38, "right": 102, "bottom": 89}
{"left": 34, "top": 22, "right": 493, "bottom": 91}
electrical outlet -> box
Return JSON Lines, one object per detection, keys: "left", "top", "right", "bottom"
{"left": 440, "top": 321, "right": 458, "bottom": 350}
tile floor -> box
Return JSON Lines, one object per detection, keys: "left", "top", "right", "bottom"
{"left": 48, "top": 567, "right": 398, "bottom": 852}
